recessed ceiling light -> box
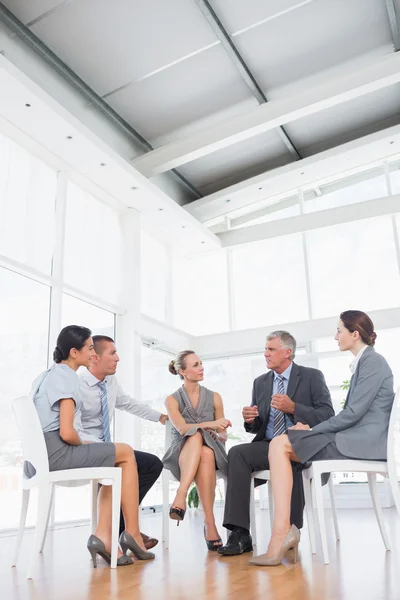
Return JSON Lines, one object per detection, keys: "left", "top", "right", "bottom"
{"left": 100, "top": 163, "right": 106, "bottom": 167}
{"left": 225, "top": 199, "right": 231, "bottom": 203}
{"left": 201, "top": 241, "right": 205, "bottom": 244}
{"left": 300, "top": 172, "right": 305, "bottom": 175}
{"left": 131, "top": 186, "right": 138, "bottom": 190}
{"left": 390, "top": 141, "right": 395, "bottom": 145}
{"left": 182, "top": 225, "right": 186, "bottom": 229}
{"left": 258, "top": 187, "right": 263, "bottom": 191}
{"left": 158, "top": 208, "right": 164, "bottom": 212}
{"left": 66, "top": 135, "right": 73, "bottom": 140}
{"left": 25, "top": 103, "right": 31, "bottom": 108}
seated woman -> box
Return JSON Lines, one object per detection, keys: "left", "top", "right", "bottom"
{"left": 249, "top": 310, "right": 394, "bottom": 566}
{"left": 163, "top": 350, "right": 232, "bottom": 550}
{"left": 31, "top": 325, "right": 155, "bottom": 566}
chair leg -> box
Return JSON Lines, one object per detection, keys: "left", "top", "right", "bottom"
{"left": 111, "top": 473, "right": 122, "bottom": 569}
{"left": 249, "top": 479, "right": 257, "bottom": 555}
{"left": 27, "top": 484, "right": 52, "bottom": 579}
{"left": 302, "top": 474, "right": 316, "bottom": 554}
{"left": 267, "top": 480, "right": 273, "bottom": 533}
{"left": 328, "top": 476, "right": 340, "bottom": 541}
{"left": 90, "top": 480, "right": 98, "bottom": 534}
{"left": 367, "top": 473, "right": 391, "bottom": 551}
{"left": 312, "top": 475, "right": 330, "bottom": 565}
{"left": 12, "top": 489, "right": 30, "bottom": 567}
{"left": 162, "top": 470, "right": 170, "bottom": 549}
{"left": 39, "top": 484, "right": 55, "bottom": 553}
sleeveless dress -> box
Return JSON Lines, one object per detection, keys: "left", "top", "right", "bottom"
{"left": 162, "top": 385, "right": 228, "bottom": 480}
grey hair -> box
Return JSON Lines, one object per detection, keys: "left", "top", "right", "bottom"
{"left": 266, "top": 330, "right": 296, "bottom": 360}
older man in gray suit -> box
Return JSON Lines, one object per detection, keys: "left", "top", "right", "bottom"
{"left": 219, "top": 330, "right": 334, "bottom": 556}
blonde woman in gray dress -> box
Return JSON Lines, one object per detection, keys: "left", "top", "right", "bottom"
{"left": 163, "top": 350, "right": 232, "bottom": 550}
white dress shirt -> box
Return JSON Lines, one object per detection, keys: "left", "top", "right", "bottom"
{"left": 350, "top": 344, "right": 368, "bottom": 374}
{"left": 75, "top": 368, "right": 161, "bottom": 442}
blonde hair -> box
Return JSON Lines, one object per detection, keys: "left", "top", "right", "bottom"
{"left": 168, "top": 350, "right": 195, "bottom": 380}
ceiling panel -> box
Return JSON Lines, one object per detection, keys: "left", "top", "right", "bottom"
{"left": 286, "top": 84, "right": 400, "bottom": 155}
{"left": 209, "top": 0, "right": 310, "bottom": 34}
{"left": 231, "top": 0, "right": 392, "bottom": 93}
{"left": 28, "top": 0, "right": 219, "bottom": 96}
{"left": 1, "top": 0, "right": 66, "bottom": 24}
{"left": 176, "top": 129, "right": 292, "bottom": 194}
{"left": 107, "top": 43, "right": 252, "bottom": 140}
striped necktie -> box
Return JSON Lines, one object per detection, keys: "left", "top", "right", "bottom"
{"left": 98, "top": 380, "right": 111, "bottom": 443}
{"left": 273, "top": 375, "right": 286, "bottom": 437}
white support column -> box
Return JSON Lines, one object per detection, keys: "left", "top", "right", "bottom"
{"left": 47, "top": 171, "right": 67, "bottom": 367}
{"left": 298, "top": 190, "right": 313, "bottom": 320}
{"left": 165, "top": 241, "right": 174, "bottom": 327}
{"left": 115, "top": 208, "right": 142, "bottom": 448}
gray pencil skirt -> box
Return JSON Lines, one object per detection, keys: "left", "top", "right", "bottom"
{"left": 288, "top": 430, "right": 349, "bottom": 463}
{"left": 24, "top": 430, "right": 116, "bottom": 478}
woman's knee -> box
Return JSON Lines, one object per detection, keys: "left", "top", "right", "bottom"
{"left": 186, "top": 431, "right": 203, "bottom": 444}
{"left": 268, "top": 434, "right": 291, "bottom": 457}
{"left": 114, "top": 442, "right": 135, "bottom": 463}
{"left": 200, "top": 445, "right": 215, "bottom": 464}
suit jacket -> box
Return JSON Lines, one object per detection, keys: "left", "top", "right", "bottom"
{"left": 244, "top": 362, "right": 334, "bottom": 442}
{"left": 312, "top": 346, "right": 394, "bottom": 460}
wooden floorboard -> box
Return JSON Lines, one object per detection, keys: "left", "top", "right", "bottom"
{"left": 1, "top": 506, "right": 400, "bottom": 600}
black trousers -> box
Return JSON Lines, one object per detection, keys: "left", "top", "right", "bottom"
{"left": 119, "top": 450, "right": 163, "bottom": 535}
{"left": 223, "top": 440, "right": 305, "bottom": 532}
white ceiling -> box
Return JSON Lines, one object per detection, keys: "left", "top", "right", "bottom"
{"left": 2, "top": 0, "right": 400, "bottom": 227}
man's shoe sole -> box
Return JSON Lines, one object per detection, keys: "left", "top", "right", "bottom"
{"left": 218, "top": 544, "right": 253, "bottom": 556}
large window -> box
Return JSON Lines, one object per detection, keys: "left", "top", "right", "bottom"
{"left": 307, "top": 217, "right": 400, "bottom": 319}
{"left": 0, "top": 268, "right": 50, "bottom": 530}
{"left": 61, "top": 293, "right": 115, "bottom": 336}
{"left": 173, "top": 249, "right": 229, "bottom": 335}
{"left": 0, "top": 131, "right": 57, "bottom": 274}
{"left": 63, "top": 182, "right": 123, "bottom": 305}
{"left": 232, "top": 234, "right": 309, "bottom": 330}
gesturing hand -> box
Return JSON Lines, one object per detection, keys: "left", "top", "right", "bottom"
{"left": 242, "top": 406, "right": 259, "bottom": 424}
{"left": 159, "top": 414, "right": 168, "bottom": 425}
{"left": 289, "top": 422, "right": 310, "bottom": 431}
{"left": 271, "top": 394, "right": 295, "bottom": 414}
{"left": 214, "top": 418, "right": 232, "bottom": 432}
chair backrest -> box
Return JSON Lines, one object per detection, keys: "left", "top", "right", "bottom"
{"left": 387, "top": 387, "right": 400, "bottom": 479}
{"left": 12, "top": 396, "right": 49, "bottom": 480}
{"left": 165, "top": 419, "right": 173, "bottom": 452}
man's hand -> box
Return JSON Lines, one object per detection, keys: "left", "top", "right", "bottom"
{"left": 271, "top": 394, "right": 295, "bottom": 414}
{"left": 242, "top": 405, "right": 259, "bottom": 424}
{"left": 289, "top": 422, "right": 310, "bottom": 431}
{"left": 159, "top": 414, "right": 168, "bottom": 425}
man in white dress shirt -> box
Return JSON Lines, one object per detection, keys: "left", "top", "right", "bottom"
{"left": 76, "top": 335, "right": 167, "bottom": 549}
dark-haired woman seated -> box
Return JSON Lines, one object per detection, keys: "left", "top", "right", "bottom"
{"left": 163, "top": 350, "right": 232, "bottom": 550}
{"left": 30, "top": 325, "right": 154, "bottom": 566}
{"left": 249, "top": 310, "right": 394, "bottom": 567}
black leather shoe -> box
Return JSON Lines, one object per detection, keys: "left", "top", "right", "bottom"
{"left": 218, "top": 529, "right": 253, "bottom": 556}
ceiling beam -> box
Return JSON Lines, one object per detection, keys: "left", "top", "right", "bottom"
{"left": 194, "top": 0, "right": 301, "bottom": 160}
{"left": 132, "top": 53, "right": 400, "bottom": 178}
{"left": 217, "top": 193, "right": 400, "bottom": 247}
{"left": 0, "top": 2, "right": 202, "bottom": 200}
{"left": 385, "top": 0, "right": 400, "bottom": 51}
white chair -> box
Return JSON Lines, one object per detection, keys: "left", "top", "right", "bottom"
{"left": 12, "top": 396, "right": 122, "bottom": 579}
{"left": 303, "top": 387, "right": 400, "bottom": 565}
{"left": 161, "top": 421, "right": 227, "bottom": 549}
{"left": 249, "top": 467, "right": 338, "bottom": 555}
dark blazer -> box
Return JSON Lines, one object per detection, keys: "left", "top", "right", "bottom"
{"left": 244, "top": 362, "right": 334, "bottom": 442}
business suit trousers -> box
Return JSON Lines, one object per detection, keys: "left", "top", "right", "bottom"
{"left": 222, "top": 440, "right": 305, "bottom": 531}
{"left": 119, "top": 450, "right": 163, "bottom": 535}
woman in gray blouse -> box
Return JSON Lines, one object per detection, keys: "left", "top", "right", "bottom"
{"left": 31, "top": 325, "right": 154, "bottom": 566}
{"left": 163, "top": 350, "right": 231, "bottom": 550}
{"left": 249, "top": 310, "right": 395, "bottom": 567}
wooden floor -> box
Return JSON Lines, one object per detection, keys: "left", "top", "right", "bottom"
{"left": 2, "top": 506, "right": 400, "bottom": 600}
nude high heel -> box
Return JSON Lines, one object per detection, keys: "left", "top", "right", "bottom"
{"left": 248, "top": 525, "right": 300, "bottom": 566}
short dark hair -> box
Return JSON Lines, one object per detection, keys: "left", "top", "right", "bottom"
{"left": 92, "top": 335, "right": 115, "bottom": 355}
{"left": 340, "top": 310, "right": 377, "bottom": 346}
{"left": 53, "top": 325, "right": 92, "bottom": 363}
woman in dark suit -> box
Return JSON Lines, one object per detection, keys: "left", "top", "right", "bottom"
{"left": 249, "top": 310, "right": 394, "bottom": 566}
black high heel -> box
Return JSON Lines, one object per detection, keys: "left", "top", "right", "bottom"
{"left": 169, "top": 506, "right": 186, "bottom": 525}
{"left": 204, "top": 526, "right": 223, "bottom": 551}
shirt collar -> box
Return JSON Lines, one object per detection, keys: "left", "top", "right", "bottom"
{"left": 80, "top": 367, "right": 108, "bottom": 387}
{"left": 274, "top": 362, "right": 293, "bottom": 381}
{"left": 349, "top": 345, "right": 368, "bottom": 374}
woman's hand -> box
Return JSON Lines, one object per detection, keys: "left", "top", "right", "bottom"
{"left": 289, "top": 422, "right": 310, "bottom": 431}
{"left": 213, "top": 418, "right": 232, "bottom": 432}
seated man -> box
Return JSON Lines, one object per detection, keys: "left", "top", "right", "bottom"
{"left": 218, "top": 330, "right": 334, "bottom": 556}
{"left": 76, "top": 335, "right": 167, "bottom": 550}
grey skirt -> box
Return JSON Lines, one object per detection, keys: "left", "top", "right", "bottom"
{"left": 288, "top": 430, "right": 349, "bottom": 464}
{"left": 25, "top": 430, "right": 116, "bottom": 478}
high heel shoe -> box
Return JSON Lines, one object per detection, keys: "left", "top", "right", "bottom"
{"left": 204, "top": 526, "right": 222, "bottom": 551}
{"left": 119, "top": 531, "right": 155, "bottom": 560}
{"left": 248, "top": 525, "right": 300, "bottom": 567}
{"left": 86, "top": 535, "right": 133, "bottom": 567}
{"left": 169, "top": 506, "right": 186, "bottom": 525}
